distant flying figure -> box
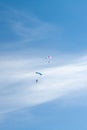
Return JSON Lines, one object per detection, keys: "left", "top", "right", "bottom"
{"left": 36, "top": 79, "right": 38, "bottom": 83}
{"left": 35, "top": 72, "right": 43, "bottom": 84}
{"left": 46, "top": 56, "right": 52, "bottom": 63}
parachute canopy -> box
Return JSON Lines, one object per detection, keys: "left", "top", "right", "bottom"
{"left": 47, "top": 56, "right": 52, "bottom": 59}
{"left": 35, "top": 72, "right": 43, "bottom": 75}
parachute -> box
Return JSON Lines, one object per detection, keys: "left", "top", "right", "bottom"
{"left": 35, "top": 72, "right": 43, "bottom": 83}
{"left": 47, "top": 55, "right": 52, "bottom": 63}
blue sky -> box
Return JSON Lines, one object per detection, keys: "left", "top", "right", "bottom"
{"left": 0, "top": 0, "right": 87, "bottom": 130}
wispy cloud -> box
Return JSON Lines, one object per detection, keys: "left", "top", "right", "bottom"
{"left": 0, "top": 4, "right": 87, "bottom": 122}
{"left": 0, "top": 5, "right": 63, "bottom": 50}
{"left": 0, "top": 54, "right": 87, "bottom": 115}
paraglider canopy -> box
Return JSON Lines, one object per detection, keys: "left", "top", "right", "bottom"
{"left": 35, "top": 72, "right": 43, "bottom": 75}
{"left": 47, "top": 55, "right": 52, "bottom": 59}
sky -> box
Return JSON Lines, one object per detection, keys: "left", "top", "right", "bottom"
{"left": 0, "top": 0, "right": 87, "bottom": 130}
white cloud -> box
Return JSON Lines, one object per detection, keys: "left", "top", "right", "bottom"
{"left": 0, "top": 5, "right": 63, "bottom": 51}
{"left": 0, "top": 54, "right": 87, "bottom": 114}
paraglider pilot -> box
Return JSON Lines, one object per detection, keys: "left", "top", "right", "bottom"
{"left": 36, "top": 79, "right": 38, "bottom": 83}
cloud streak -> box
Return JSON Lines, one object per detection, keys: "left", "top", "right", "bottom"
{"left": 0, "top": 54, "right": 87, "bottom": 114}
{"left": 0, "top": 5, "right": 63, "bottom": 51}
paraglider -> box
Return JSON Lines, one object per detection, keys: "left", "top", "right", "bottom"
{"left": 35, "top": 72, "right": 43, "bottom": 83}
{"left": 46, "top": 55, "right": 52, "bottom": 63}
